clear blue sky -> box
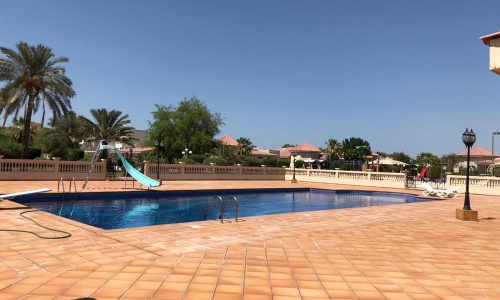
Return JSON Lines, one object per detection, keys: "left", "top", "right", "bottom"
{"left": 1, "top": 1, "right": 499, "bottom": 157}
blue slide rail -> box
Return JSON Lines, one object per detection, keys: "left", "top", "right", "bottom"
{"left": 100, "top": 145, "right": 161, "bottom": 188}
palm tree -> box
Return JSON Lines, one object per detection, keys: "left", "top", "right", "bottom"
{"left": 49, "top": 111, "right": 85, "bottom": 144}
{"left": 0, "top": 42, "right": 75, "bottom": 158}
{"left": 237, "top": 137, "right": 254, "bottom": 156}
{"left": 81, "top": 108, "right": 136, "bottom": 146}
{"left": 325, "top": 138, "right": 342, "bottom": 161}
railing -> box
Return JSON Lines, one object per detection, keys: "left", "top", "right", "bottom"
{"left": 0, "top": 158, "right": 106, "bottom": 180}
{"left": 447, "top": 175, "right": 500, "bottom": 195}
{"left": 145, "top": 163, "right": 285, "bottom": 180}
{"left": 285, "top": 168, "right": 406, "bottom": 188}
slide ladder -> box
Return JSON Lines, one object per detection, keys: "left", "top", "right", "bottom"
{"left": 99, "top": 144, "right": 160, "bottom": 188}
{"left": 83, "top": 141, "right": 160, "bottom": 189}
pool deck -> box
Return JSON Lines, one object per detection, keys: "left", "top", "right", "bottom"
{"left": 0, "top": 180, "right": 499, "bottom": 299}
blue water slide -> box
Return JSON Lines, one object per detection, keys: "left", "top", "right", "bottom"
{"left": 100, "top": 145, "right": 161, "bottom": 188}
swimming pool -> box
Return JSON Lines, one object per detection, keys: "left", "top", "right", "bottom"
{"left": 19, "top": 188, "right": 430, "bottom": 229}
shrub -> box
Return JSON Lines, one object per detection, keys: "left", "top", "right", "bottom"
{"left": 0, "top": 135, "right": 22, "bottom": 158}
{"left": 67, "top": 148, "right": 84, "bottom": 161}
{"left": 294, "top": 160, "right": 305, "bottom": 168}
{"left": 27, "top": 148, "right": 42, "bottom": 159}
{"left": 189, "top": 154, "right": 206, "bottom": 164}
{"left": 203, "top": 156, "right": 230, "bottom": 166}
{"left": 242, "top": 156, "right": 262, "bottom": 167}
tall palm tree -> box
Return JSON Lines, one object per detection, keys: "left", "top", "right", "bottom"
{"left": 237, "top": 137, "right": 254, "bottom": 156}
{"left": 0, "top": 42, "right": 75, "bottom": 158}
{"left": 49, "top": 111, "right": 85, "bottom": 144}
{"left": 81, "top": 108, "right": 136, "bottom": 146}
{"left": 325, "top": 138, "right": 342, "bottom": 161}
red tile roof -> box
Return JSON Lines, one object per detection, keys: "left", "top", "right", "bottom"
{"left": 218, "top": 135, "right": 238, "bottom": 146}
{"left": 251, "top": 149, "right": 275, "bottom": 157}
{"left": 456, "top": 146, "right": 497, "bottom": 158}
{"left": 279, "top": 147, "right": 293, "bottom": 159}
{"left": 480, "top": 32, "right": 500, "bottom": 45}
{"left": 291, "top": 142, "right": 321, "bottom": 153}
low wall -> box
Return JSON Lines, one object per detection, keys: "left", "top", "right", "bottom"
{"left": 285, "top": 168, "right": 406, "bottom": 188}
{"left": 0, "top": 158, "right": 105, "bottom": 180}
{"left": 447, "top": 175, "right": 500, "bottom": 196}
{"left": 145, "top": 163, "right": 286, "bottom": 180}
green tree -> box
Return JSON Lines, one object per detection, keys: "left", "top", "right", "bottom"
{"left": 341, "top": 137, "right": 371, "bottom": 161}
{"left": 440, "top": 153, "right": 459, "bottom": 175}
{"left": 415, "top": 152, "right": 441, "bottom": 179}
{"left": 237, "top": 137, "right": 254, "bottom": 156}
{"left": 148, "top": 96, "right": 224, "bottom": 162}
{"left": 81, "top": 108, "right": 135, "bottom": 145}
{"left": 281, "top": 143, "right": 295, "bottom": 148}
{"left": 389, "top": 152, "right": 412, "bottom": 164}
{"left": 50, "top": 111, "right": 86, "bottom": 144}
{"left": 0, "top": 42, "right": 75, "bottom": 158}
{"left": 324, "top": 138, "right": 342, "bottom": 161}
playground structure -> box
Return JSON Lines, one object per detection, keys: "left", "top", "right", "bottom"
{"left": 84, "top": 140, "right": 161, "bottom": 189}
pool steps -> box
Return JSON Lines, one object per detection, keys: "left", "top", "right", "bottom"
{"left": 204, "top": 196, "right": 241, "bottom": 223}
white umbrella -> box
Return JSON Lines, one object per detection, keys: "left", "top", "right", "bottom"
{"left": 378, "top": 157, "right": 408, "bottom": 166}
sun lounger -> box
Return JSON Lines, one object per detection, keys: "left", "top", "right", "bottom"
{"left": 421, "top": 182, "right": 458, "bottom": 198}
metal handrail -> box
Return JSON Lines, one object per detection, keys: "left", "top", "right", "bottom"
{"left": 204, "top": 196, "right": 223, "bottom": 222}
{"left": 221, "top": 196, "right": 240, "bottom": 222}
{"left": 57, "top": 177, "right": 65, "bottom": 193}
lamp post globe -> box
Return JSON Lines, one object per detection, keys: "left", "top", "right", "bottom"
{"left": 462, "top": 128, "right": 476, "bottom": 211}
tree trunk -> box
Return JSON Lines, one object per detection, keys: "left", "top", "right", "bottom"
{"left": 21, "top": 97, "right": 34, "bottom": 159}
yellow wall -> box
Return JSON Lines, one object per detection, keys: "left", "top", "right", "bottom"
{"left": 489, "top": 38, "right": 500, "bottom": 75}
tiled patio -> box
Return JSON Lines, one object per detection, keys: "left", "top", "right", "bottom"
{"left": 0, "top": 180, "right": 499, "bottom": 299}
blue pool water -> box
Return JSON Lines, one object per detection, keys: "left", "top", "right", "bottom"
{"left": 19, "top": 189, "right": 430, "bottom": 229}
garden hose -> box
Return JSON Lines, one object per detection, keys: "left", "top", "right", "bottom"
{"left": 0, "top": 210, "right": 71, "bottom": 239}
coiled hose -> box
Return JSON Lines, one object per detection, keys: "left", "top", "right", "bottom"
{"left": 0, "top": 210, "right": 71, "bottom": 239}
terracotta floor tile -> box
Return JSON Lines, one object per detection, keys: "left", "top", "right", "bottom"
{"left": 1, "top": 180, "right": 500, "bottom": 300}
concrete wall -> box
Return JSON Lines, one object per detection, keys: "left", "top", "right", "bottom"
{"left": 0, "top": 158, "right": 105, "bottom": 180}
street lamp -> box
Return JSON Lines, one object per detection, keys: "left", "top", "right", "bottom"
{"left": 462, "top": 128, "right": 476, "bottom": 210}
{"left": 291, "top": 152, "right": 297, "bottom": 183}
{"left": 154, "top": 138, "right": 164, "bottom": 179}
{"left": 182, "top": 148, "right": 192, "bottom": 159}
{"left": 457, "top": 128, "right": 478, "bottom": 221}
{"left": 492, "top": 131, "right": 500, "bottom": 175}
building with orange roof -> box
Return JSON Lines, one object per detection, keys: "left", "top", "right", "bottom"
{"left": 455, "top": 146, "right": 498, "bottom": 174}
{"left": 289, "top": 142, "right": 323, "bottom": 168}
{"left": 480, "top": 32, "right": 500, "bottom": 75}
{"left": 217, "top": 135, "right": 238, "bottom": 147}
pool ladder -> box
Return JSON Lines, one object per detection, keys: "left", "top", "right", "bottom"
{"left": 204, "top": 196, "right": 242, "bottom": 223}
{"left": 57, "top": 177, "right": 79, "bottom": 215}
{"left": 57, "top": 177, "right": 79, "bottom": 201}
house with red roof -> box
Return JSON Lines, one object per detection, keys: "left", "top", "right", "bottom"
{"left": 218, "top": 135, "right": 238, "bottom": 147}
{"left": 455, "top": 146, "right": 498, "bottom": 174}
{"left": 289, "top": 142, "right": 323, "bottom": 168}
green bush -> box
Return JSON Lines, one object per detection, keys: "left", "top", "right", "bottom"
{"left": 203, "top": 156, "right": 230, "bottom": 166}
{"left": 50, "top": 148, "right": 67, "bottom": 160}
{"left": 0, "top": 135, "right": 22, "bottom": 158}
{"left": 294, "top": 160, "right": 305, "bottom": 168}
{"left": 27, "top": 148, "right": 42, "bottom": 159}
{"left": 67, "top": 148, "right": 84, "bottom": 161}
{"left": 242, "top": 156, "right": 263, "bottom": 167}
{"left": 261, "top": 158, "right": 291, "bottom": 168}
{"left": 189, "top": 154, "right": 206, "bottom": 164}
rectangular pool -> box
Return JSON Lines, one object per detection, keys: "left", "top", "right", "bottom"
{"left": 16, "top": 188, "right": 430, "bottom": 229}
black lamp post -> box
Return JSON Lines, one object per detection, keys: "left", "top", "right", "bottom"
{"left": 154, "top": 138, "right": 164, "bottom": 179}
{"left": 291, "top": 152, "right": 297, "bottom": 183}
{"left": 462, "top": 128, "right": 476, "bottom": 210}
